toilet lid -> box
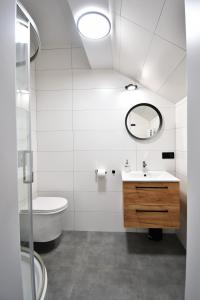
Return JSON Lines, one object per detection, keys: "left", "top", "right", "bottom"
{"left": 32, "top": 197, "right": 68, "bottom": 213}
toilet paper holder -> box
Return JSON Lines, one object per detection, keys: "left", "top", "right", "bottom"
{"left": 95, "top": 169, "right": 107, "bottom": 176}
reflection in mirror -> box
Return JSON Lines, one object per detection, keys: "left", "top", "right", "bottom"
{"left": 125, "top": 103, "right": 163, "bottom": 140}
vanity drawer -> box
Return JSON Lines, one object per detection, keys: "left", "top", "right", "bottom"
{"left": 123, "top": 182, "right": 180, "bottom": 207}
{"left": 124, "top": 206, "right": 180, "bottom": 228}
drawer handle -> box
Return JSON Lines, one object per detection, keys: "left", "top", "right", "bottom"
{"left": 136, "top": 209, "right": 168, "bottom": 213}
{"left": 136, "top": 186, "right": 168, "bottom": 190}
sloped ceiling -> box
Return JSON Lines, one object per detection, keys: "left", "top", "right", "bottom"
{"left": 20, "top": 0, "right": 82, "bottom": 48}
{"left": 21, "top": 0, "right": 186, "bottom": 103}
{"left": 111, "top": 0, "right": 186, "bottom": 103}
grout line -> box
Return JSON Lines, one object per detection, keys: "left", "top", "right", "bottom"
{"left": 40, "top": 46, "right": 83, "bottom": 51}
{"left": 71, "top": 46, "right": 76, "bottom": 231}
{"left": 157, "top": 55, "right": 186, "bottom": 93}
{"left": 136, "top": 0, "right": 166, "bottom": 82}
{"left": 36, "top": 127, "right": 176, "bottom": 132}
{"left": 119, "top": 0, "right": 122, "bottom": 16}
{"left": 154, "top": 33, "right": 186, "bottom": 51}
{"left": 119, "top": 11, "right": 186, "bottom": 52}
{"left": 154, "top": 0, "right": 167, "bottom": 33}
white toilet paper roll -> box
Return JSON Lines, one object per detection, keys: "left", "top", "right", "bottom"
{"left": 96, "top": 169, "right": 107, "bottom": 177}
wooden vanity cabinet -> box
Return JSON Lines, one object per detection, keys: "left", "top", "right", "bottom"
{"left": 123, "top": 182, "right": 180, "bottom": 228}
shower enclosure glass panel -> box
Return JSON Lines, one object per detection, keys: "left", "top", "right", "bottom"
{"left": 16, "top": 10, "right": 36, "bottom": 300}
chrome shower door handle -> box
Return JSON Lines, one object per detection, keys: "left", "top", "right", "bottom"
{"left": 23, "top": 150, "right": 34, "bottom": 184}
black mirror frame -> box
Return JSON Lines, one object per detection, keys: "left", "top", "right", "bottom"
{"left": 125, "top": 103, "right": 163, "bottom": 141}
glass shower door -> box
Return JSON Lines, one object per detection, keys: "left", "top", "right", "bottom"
{"left": 16, "top": 13, "right": 36, "bottom": 300}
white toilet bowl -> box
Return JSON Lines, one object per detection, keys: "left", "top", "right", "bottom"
{"left": 20, "top": 197, "right": 68, "bottom": 242}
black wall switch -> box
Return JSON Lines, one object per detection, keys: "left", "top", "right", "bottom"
{"left": 162, "top": 152, "right": 175, "bottom": 159}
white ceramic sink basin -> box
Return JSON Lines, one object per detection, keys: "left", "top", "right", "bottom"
{"left": 121, "top": 171, "right": 180, "bottom": 182}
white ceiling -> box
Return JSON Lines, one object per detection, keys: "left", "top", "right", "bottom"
{"left": 67, "top": 0, "right": 113, "bottom": 68}
{"left": 21, "top": 0, "right": 187, "bottom": 103}
{"left": 112, "top": 0, "right": 186, "bottom": 103}
{"left": 20, "top": 0, "right": 82, "bottom": 48}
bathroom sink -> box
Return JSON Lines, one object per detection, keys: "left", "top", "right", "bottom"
{"left": 121, "top": 171, "right": 180, "bottom": 182}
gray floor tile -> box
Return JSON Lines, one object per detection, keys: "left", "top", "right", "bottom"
{"left": 41, "top": 232, "right": 186, "bottom": 300}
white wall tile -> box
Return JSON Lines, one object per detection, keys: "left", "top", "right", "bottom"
{"left": 74, "top": 130, "right": 137, "bottom": 151}
{"left": 31, "top": 131, "right": 38, "bottom": 152}
{"left": 136, "top": 150, "right": 175, "bottom": 172}
{"left": 30, "top": 61, "right": 37, "bottom": 198}
{"left": 132, "top": 88, "right": 174, "bottom": 107}
{"left": 37, "top": 171, "right": 73, "bottom": 191}
{"left": 75, "top": 211, "right": 124, "bottom": 232}
{"left": 37, "top": 131, "right": 73, "bottom": 151}
{"left": 31, "top": 111, "right": 37, "bottom": 131}
{"left": 37, "top": 111, "right": 72, "bottom": 131}
{"left": 33, "top": 152, "right": 37, "bottom": 172}
{"left": 30, "top": 68, "right": 36, "bottom": 90}
{"left": 72, "top": 48, "right": 90, "bottom": 69}
{"left": 136, "top": 129, "right": 175, "bottom": 150}
{"left": 73, "top": 89, "right": 123, "bottom": 110}
{"left": 32, "top": 174, "right": 38, "bottom": 199}
{"left": 36, "top": 70, "right": 72, "bottom": 90}
{"left": 160, "top": 106, "right": 176, "bottom": 129}
{"left": 73, "top": 110, "right": 126, "bottom": 131}
{"left": 176, "top": 128, "right": 187, "bottom": 151}
{"left": 36, "top": 49, "right": 71, "bottom": 70}
{"left": 73, "top": 69, "right": 128, "bottom": 89}
{"left": 62, "top": 211, "right": 74, "bottom": 230}
{"left": 37, "top": 90, "right": 72, "bottom": 111}
{"left": 176, "top": 172, "right": 187, "bottom": 196}
{"left": 176, "top": 97, "right": 187, "bottom": 128}
{"left": 74, "top": 150, "right": 136, "bottom": 171}
{"left": 30, "top": 91, "right": 36, "bottom": 111}
{"left": 176, "top": 151, "right": 187, "bottom": 176}
{"left": 35, "top": 58, "right": 177, "bottom": 234}
{"left": 74, "top": 191, "right": 122, "bottom": 212}
{"left": 37, "top": 152, "right": 73, "bottom": 171}
{"left": 74, "top": 172, "right": 122, "bottom": 192}
{"left": 73, "top": 88, "right": 174, "bottom": 111}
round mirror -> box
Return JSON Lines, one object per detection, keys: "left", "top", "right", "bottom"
{"left": 125, "top": 103, "right": 163, "bottom": 140}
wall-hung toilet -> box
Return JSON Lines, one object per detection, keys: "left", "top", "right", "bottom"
{"left": 20, "top": 197, "right": 68, "bottom": 243}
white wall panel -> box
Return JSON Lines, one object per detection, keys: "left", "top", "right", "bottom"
{"left": 37, "top": 90, "right": 72, "bottom": 111}
{"left": 74, "top": 150, "right": 136, "bottom": 171}
{"left": 73, "top": 69, "right": 128, "bottom": 89}
{"left": 72, "top": 47, "right": 90, "bottom": 69}
{"left": 36, "top": 70, "right": 72, "bottom": 90}
{"left": 36, "top": 50, "right": 176, "bottom": 232}
{"left": 36, "top": 49, "right": 71, "bottom": 70}
{"left": 37, "top": 111, "right": 72, "bottom": 131}
{"left": 37, "top": 152, "right": 73, "bottom": 171}
{"left": 37, "top": 131, "right": 73, "bottom": 151}
{"left": 38, "top": 172, "right": 73, "bottom": 191}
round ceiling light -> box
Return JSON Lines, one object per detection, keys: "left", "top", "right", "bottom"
{"left": 77, "top": 12, "right": 111, "bottom": 40}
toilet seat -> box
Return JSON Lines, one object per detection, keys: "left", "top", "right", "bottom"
{"left": 21, "top": 197, "right": 68, "bottom": 214}
{"left": 33, "top": 197, "right": 68, "bottom": 214}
